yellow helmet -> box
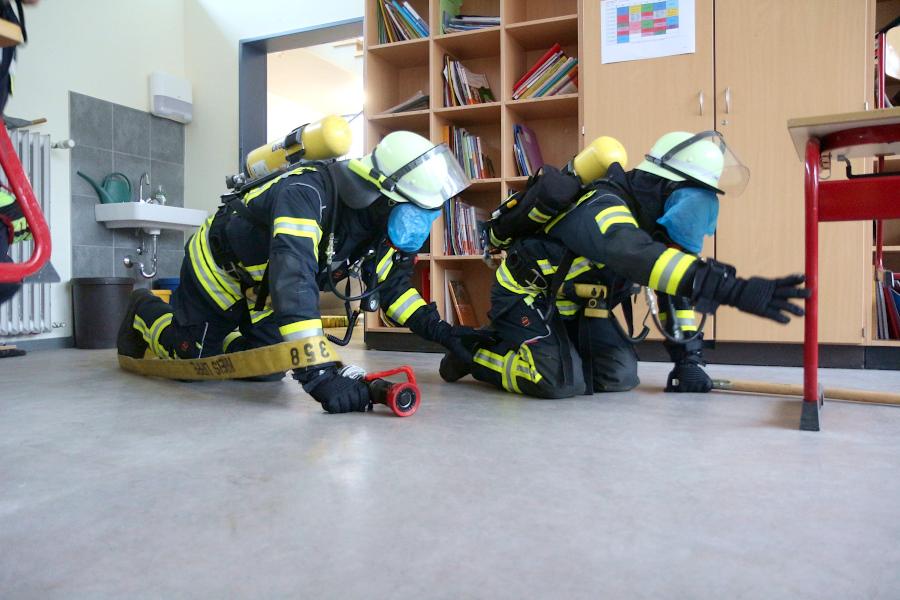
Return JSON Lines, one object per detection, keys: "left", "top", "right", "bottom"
{"left": 349, "top": 131, "right": 471, "bottom": 209}
{"left": 636, "top": 130, "right": 749, "bottom": 196}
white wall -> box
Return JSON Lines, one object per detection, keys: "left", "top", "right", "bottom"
{"left": 6, "top": 0, "right": 185, "bottom": 342}
{"left": 183, "top": 0, "right": 364, "bottom": 212}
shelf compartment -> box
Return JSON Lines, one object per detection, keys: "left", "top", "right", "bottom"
{"left": 431, "top": 258, "right": 495, "bottom": 327}
{"left": 366, "top": 50, "right": 431, "bottom": 115}
{"left": 367, "top": 108, "right": 431, "bottom": 131}
{"left": 435, "top": 39, "right": 501, "bottom": 108}
{"left": 505, "top": 14, "right": 579, "bottom": 48}
{"left": 466, "top": 177, "right": 502, "bottom": 193}
{"left": 432, "top": 102, "right": 502, "bottom": 124}
{"left": 504, "top": 27, "right": 578, "bottom": 102}
{"left": 367, "top": 37, "right": 430, "bottom": 65}
{"left": 438, "top": 0, "right": 500, "bottom": 35}
{"left": 506, "top": 104, "right": 579, "bottom": 172}
{"left": 506, "top": 93, "right": 578, "bottom": 119}
{"left": 367, "top": 0, "right": 430, "bottom": 46}
{"left": 503, "top": 0, "right": 578, "bottom": 25}
{"left": 434, "top": 27, "right": 501, "bottom": 58}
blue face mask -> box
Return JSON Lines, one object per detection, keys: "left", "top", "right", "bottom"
{"left": 387, "top": 202, "right": 441, "bottom": 253}
{"left": 656, "top": 187, "right": 719, "bottom": 254}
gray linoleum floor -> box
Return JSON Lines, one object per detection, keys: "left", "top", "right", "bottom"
{"left": 2, "top": 341, "right": 900, "bottom": 599}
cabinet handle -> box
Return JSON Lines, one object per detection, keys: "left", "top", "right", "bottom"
{"left": 698, "top": 90, "right": 704, "bottom": 116}
{"left": 724, "top": 87, "right": 732, "bottom": 114}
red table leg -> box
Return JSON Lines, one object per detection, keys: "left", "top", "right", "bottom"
{"left": 802, "top": 137, "right": 823, "bottom": 431}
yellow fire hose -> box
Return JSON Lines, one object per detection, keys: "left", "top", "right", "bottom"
{"left": 711, "top": 378, "right": 900, "bottom": 406}
{"left": 118, "top": 336, "right": 340, "bottom": 381}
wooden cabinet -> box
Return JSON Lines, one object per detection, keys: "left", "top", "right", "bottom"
{"left": 582, "top": 0, "right": 872, "bottom": 345}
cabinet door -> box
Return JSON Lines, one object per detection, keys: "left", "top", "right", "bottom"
{"left": 581, "top": 0, "right": 714, "bottom": 159}
{"left": 581, "top": 1, "right": 715, "bottom": 341}
{"left": 714, "top": 0, "right": 870, "bottom": 344}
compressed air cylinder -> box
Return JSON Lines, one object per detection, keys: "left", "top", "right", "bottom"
{"left": 570, "top": 136, "right": 628, "bottom": 184}
{"left": 244, "top": 115, "right": 352, "bottom": 179}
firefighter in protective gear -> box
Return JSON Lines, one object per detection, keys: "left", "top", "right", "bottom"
{"left": 117, "top": 130, "right": 476, "bottom": 413}
{"left": 440, "top": 130, "right": 809, "bottom": 398}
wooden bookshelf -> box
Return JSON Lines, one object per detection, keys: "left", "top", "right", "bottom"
{"left": 364, "top": 0, "right": 583, "bottom": 346}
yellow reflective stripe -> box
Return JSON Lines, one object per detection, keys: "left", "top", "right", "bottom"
{"left": 566, "top": 256, "right": 593, "bottom": 280}
{"left": 386, "top": 289, "right": 426, "bottom": 324}
{"left": 556, "top": 299, "right": 580, "bottom": 316}
{"left": 537, "top": 259, "right": 556, "bottom": 276}
{"left": 273, "top": 217, "right": 322, "bottom": 241}
{"left": 251, "top": 308, "right": 274, "bottom": 324}
{"left": 134, "top": 313, "right": 172, "bottom": 358}
{"left": 242, "top": 262, "right": 267, "bottom": 282}
{"left": 545, "top": 190, "right": 595, "bottom": 232}
{"left": 376, "top": 248, "right": 396, "bottom": 282}
{"left": 223, "top": 331, "right": 242, "bottom": 353}
{"left": 474, "top": 349, "right": 515, "bottom": 392}
{"left": 496, "top": 261, "right": 534, "bottom": 296}
{"left": 474, "top": 349, "right": 504, "bottom": 373}
{"left": 516, "top": 344, "right": 542, "bottom": 384}
{"left": 667, "top": 309, "right": 698, "bottom": 331}
{"left": 244, "top": 166, "right": 315, "bottom": 203}
{"left": 528, "top": 207, "right": 552, "bottom": 223}
{"left": 595, "top": 205, "right": 638, "bottom": 234}
{"left": 490, "top": 229, "right": 511, "bottom": 247}
{"left": 279, "top": 319, "right": 325, "bottom": 341}
{"left": 649, "top": 249, "right": 697, "bottom": 295}
{"left": 504, "top": 351, "right": 521, "bottom": 394}
{"left": 187, "top": 221, "right": 242, "bottom": 310}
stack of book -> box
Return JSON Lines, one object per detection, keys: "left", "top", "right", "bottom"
{"left": 382, "top": 90, "right": 429, "bottom": 114}
{"left": 443, "top": 124, "right": 495, "bottom": 180}
{"left": 442, "top": 269, "right": 480, "bottom": 327}
{"left": 377, "top": 0, "right": 429, "bottom": 43}
{"left": 442, "top": 13, "right": 500, "bottom": 33}
{"left": 444, "top": 196, "right": 489, "bottom": 256}
{"left": 443, "top": 55, "right": 495, "bottom": 106}
{"left": 512, "top": 43, "right": 578, "bottom": 100}
{"left": 513, "top": 124, "right": 544, "bottom": 177}
{"left": 875, "top": 271, "right": 900, "bottom": 339}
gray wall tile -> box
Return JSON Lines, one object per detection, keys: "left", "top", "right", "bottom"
{"left": 112, "top": 153, "right": 150, "bottom": 202}
{"left": 72, "top": 245, "right": 113, "bottom": 278}
{"left": 69, "top": 92, "right": 113, "bottom": 150}
{"left": 156, "top": 250, "right": 185, "bottom": 279}
{"left": 113, "top": 104, "right": 150, "bottom": 158}
{"left": 71, "top": 194, "right": 114, "bottom": 247}
{"left": 157, "top": 229, "right": 186, "bottom": 253}
{"left": 150, "top": 116, "right": 185, "bottom": 164}
{"left": 114, "top": 228, "right": 141, "bottom": 249}
{"left": 70, "top": 145, "right": 114, "bottom": 198}
{"left": 150, "top": 160, "right": 184, "bottom": 207}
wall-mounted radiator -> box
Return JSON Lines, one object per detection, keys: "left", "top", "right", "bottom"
{"left": 0, "top": 129, "right": 52, "bottom": 336}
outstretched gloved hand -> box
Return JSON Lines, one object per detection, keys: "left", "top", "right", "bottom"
{"left": 296, "top": 366, "right": 370, "bottom": 414}
{"left": 433, "top": 323, "right": 496, "bottom": 363}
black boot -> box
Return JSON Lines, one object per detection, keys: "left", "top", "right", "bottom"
{"left": 439, "top": 351, "right": 471, "bottom": 382}
{"left": 116, "top": 289, "right": 156, "bottom": 358}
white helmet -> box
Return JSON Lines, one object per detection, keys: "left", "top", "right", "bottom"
{"left": 636, "top": 131, "right": 749, "bottom": 196}
{"left": 348, "top": 131, "right": 471, "bottom": 209}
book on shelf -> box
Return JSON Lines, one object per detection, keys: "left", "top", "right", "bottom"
{"left": 442, "top": 12, "right": 500, "bottom": 33}
{"left": 447, "top": 279, "right": 480, "bottom": 327}
{"left": 875, "top": 271, "right": 900, "bottom": 339}
{"left": 442, "top": 268, "right": 462, "bottom": 325}
{"left": 442, "top": 124, "right": 495, "bottom": 180}
{"left": 512, "top": 43, "right": 579, "bottom": 100}
{"left": 444, "top": 196, "right": 489, "bottom": 256}
{"left": 513, "top": 124, "right": 544, "bottom": 177}
{"left": 382, "top": 90, "right": 429, "bottom": 114}
{"left": 377, "top": 0, "right": 429, "bottom": 43}
{"left": 442, "top": 54, "right": 495, "bottom": 106}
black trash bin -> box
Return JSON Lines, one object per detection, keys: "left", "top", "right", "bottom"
{"left": 71, "top": 277, "right": 134, "bottom": 349}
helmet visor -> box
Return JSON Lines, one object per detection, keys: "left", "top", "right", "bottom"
{"left": 653, "top": 131, "right": 750, "bottom": 197}
{"left": 382, "top": 144, "right": 471, "bottom": 209}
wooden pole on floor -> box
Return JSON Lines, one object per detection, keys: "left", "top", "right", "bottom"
{"left": 711, "top": 379, "right": 900, "bottom": 406}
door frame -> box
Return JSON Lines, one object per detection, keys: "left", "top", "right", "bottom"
{"left": 238, "top": 17, "right": 364, "bottom": 169}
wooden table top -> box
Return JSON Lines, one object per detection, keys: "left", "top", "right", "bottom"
{"left": 787, "top": 108, "right": 900, "bottom": 160}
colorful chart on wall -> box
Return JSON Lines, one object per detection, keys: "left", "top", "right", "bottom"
{"left": 600, "top": 0, "right": 695, "bottom": 64}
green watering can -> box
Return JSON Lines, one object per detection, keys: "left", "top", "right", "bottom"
{"left": 77, "top": 171, "right": 132, "bottom": 204}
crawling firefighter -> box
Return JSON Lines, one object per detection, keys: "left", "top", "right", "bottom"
{"left": 439, "top": 131, "right": 810, "bottom": 398}
{"left": 117, "top": 127, "right": 481, "bottom": 413}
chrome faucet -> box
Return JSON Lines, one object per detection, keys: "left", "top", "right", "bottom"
{"left": 138, "top": 172, "right": 151, "bottom": 203}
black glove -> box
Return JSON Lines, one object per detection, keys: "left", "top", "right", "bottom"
{"left": 665, "top": 360, "right": 713, "bottom": 393}
{"left": 692, "top": 259, "right": 810, "bottom": 324}
{"left": 431, "top": 321, "right": 496, "bottom": 363}
{"left": 295, "top": 366, "right": 370, "bottom": 414}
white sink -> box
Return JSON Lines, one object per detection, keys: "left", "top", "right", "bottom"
{"left": 95, "top": 202, "right": 207, "bottom": 235}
